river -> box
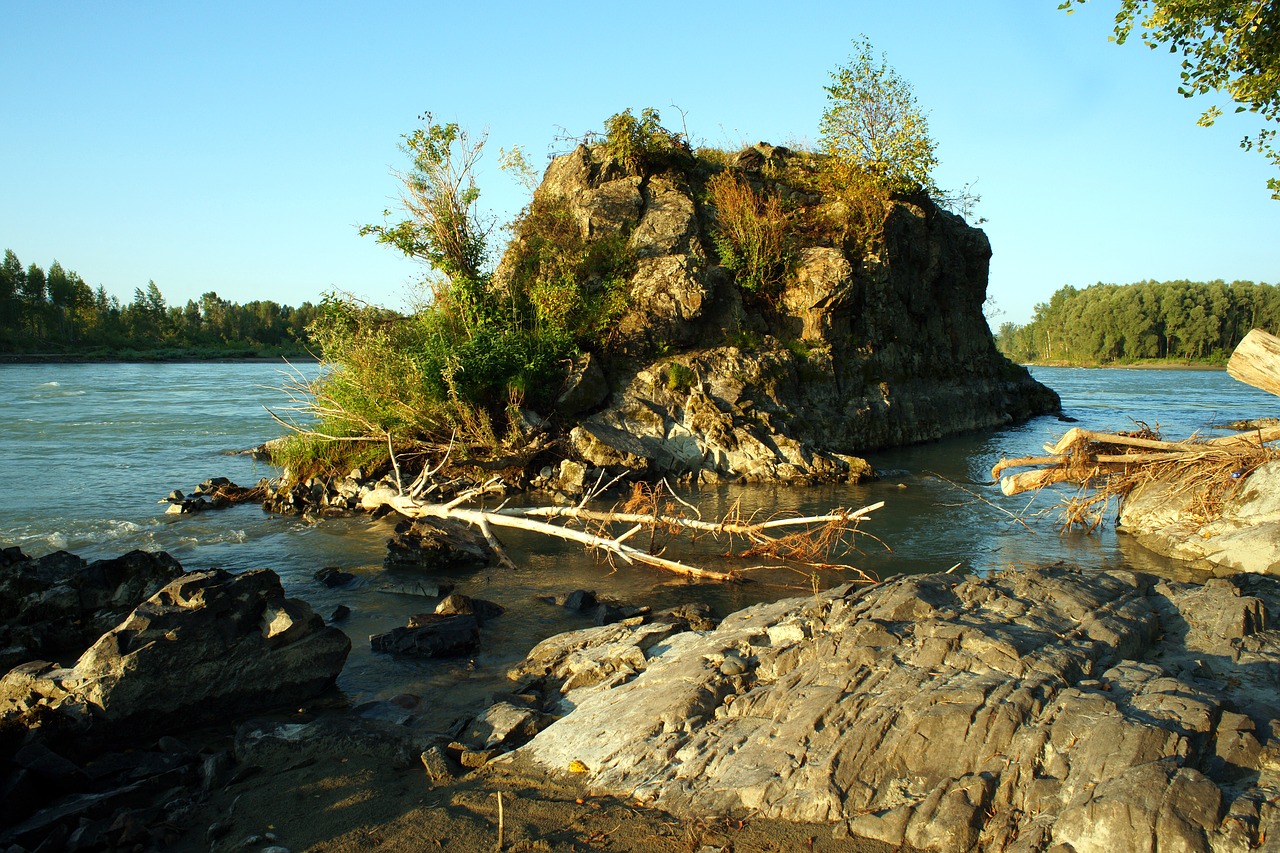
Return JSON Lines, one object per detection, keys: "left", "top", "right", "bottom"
{"left": 1, "top": 361, "right": 1275, "bottom": 730}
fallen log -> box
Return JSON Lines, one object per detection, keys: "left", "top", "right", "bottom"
{"left": 1228, "top": 328, "right": 1280, "bottom": 398}
{"left": 363, "top": 478, "right": 884, "bottom": 583}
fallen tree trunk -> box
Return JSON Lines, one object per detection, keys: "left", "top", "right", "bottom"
{"left": 1228, "top": 328, "right": 1280, "bottom": 398}
{"left": 363, "top": 480, "right": 884, "bottom": 583}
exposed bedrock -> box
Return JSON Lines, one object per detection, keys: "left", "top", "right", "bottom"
{"left": 510, "top": 565, "right": 1280, "bottom": 852}
{"left": 519, "top": 142, "right": 1059, "bottom": 484}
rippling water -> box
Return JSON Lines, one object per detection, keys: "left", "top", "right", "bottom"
{"left": 1, "top": 361, "right": 1274, "bottom": 729}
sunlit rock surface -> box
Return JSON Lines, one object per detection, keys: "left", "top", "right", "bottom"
{"left": 516, "top": 142, "right": 1059, "bottom": 484}
{"left": 510, "top": 565, "right": 1280, "bottom": 851}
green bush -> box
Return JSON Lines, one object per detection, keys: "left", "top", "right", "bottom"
{"left": 602, "top": 108, "right": 689, "bottom": 174}
{"left": 706, "top": 171, "right": 793, "bottom": 298}
{"left": 504, "top": 194, "right": 635, "bottom": 350}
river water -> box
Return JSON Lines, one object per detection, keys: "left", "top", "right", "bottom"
{"left": 1, "top": 362, "right": 1275, "bottom": 729}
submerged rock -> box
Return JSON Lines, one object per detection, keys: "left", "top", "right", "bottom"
{"left": 369, "top": 613, "right": 481, "bottom": 658}
{"left": 508, "top": 565, "right": 1280, "bottom": 851}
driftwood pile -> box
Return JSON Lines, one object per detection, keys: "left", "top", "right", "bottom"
{"left": 991, "top": 328, "right": 1280, "bottom": 530}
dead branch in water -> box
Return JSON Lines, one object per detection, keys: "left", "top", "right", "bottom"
{"left": 363, "top": 474, "right": 884, "bottom": 583}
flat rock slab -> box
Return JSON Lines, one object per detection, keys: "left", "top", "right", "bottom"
{"left": 511, "top": 566, "right": 1280, "bottom": 852}
{"left": 1121, "top": 459, "right": 1280, "bottom": 575}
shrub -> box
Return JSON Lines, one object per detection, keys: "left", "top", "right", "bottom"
{"left": 706, "top": 172, "right": 793, "bottom": 297}
{"left": 819, "top": 37, "right": 937, "bottom": 193}
{"left": 602, "top": 108, "right": 689, "bottom": 174}
{"left": 504, "top": 194, "right": 635, "bottom": 350}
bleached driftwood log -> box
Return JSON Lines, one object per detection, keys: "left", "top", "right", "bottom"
{"left": 1228, "top": 328, "right": 1280, "bottom": 399}
{"left": 363, "top": 478, "right": 883, "bottom": 583}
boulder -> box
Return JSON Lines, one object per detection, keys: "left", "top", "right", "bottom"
{"left": 508, "top": 565, "right": 1280, "bottom": 851}
{"left": 1119, "top": 460, "right": 1280, "bottom": 574}
{"left": 0, "top": 549, "right": 184, "bottom": 672}
{"left": 0, "top": 568, "right": 350, "bottom": 734}
{"left": 369, "top": 614, "right": 480, "bottom": 658}
{"left": 383, "top": 517, "right": 493, "bottom": 572}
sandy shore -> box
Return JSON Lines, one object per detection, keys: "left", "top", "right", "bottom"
{"left": 170, "top": 721, "right": 908, "bottom": 853}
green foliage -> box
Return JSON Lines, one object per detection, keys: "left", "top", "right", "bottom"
{"left": 666, "top": 362, "right": 697, "bottom": 394}
{"left": 359, "top": 114, "right": 493, "bottom": 322}
{"left": 1061, "top": 0, "right": 1280, "bottom": 198}
{"left": 997, "top": 279, "right": 1280, "bottom": 364}
{"left": 820, "top": 36, "right": 938, "bottom": 193}
{"left": 706, "top": 172, "right": 794, "bottom": 298}
{"left": 0, "top": 248, "right": 317, "bottom": 355}
{"left": 504, "top": 194, "right": 636, "bottom": 349}
{"left": 601, "top": 108, "right": 689, "bottom": 174}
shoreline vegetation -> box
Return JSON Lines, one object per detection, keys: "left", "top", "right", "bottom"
{"left": 1022, "top": 357, "right": 1228, "bottom": 370}
{"left": 996, "top": 279, "right": 1280, "bottom": 366}
{"left": 0, "top": 250, "right": 319, "bottom": 360}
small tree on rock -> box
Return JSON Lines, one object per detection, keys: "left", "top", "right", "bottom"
{"left": 819, "top": 37, "right": 938, "bottom": 192}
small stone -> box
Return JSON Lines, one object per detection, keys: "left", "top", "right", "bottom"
{"left": 719, "top": 655, "right": 747, "bottom": 676}
{"left": 314, "top": 566, "right": 355, "bottom": 588}
{"left": 420, "top": 745, "right": 456, "bottom": 783}
{"left": 330, "top": 604, "right": 351, "bottom": 622}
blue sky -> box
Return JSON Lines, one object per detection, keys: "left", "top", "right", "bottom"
{"left": 2, "top": 1, "right": 1277, "bottom": 324}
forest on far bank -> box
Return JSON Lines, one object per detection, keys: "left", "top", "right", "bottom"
{"left": 995, "top": 279, "right": 1280, "bottom": 366}
{"left": 0, "top": 248, "right": 319, "bottom": 357}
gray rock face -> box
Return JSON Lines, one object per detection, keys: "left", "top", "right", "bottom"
{"left": 517, "top": 142, "right": 1059, "bottom": 484}
{"left": 509, "top": 566, "right": 1280, "bottom": 851}
{"left": 0, "top": 568, "right": 350, "bottom": 733}
{"left": 1121, "top": 460, "right": 1280, "bottom": 575}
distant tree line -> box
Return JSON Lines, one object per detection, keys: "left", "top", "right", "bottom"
{"left": 0, "top": 248, "right": 319, "bottom": 355}
{"left": 996, "top": 280, "right": 1280, "bottom": 364}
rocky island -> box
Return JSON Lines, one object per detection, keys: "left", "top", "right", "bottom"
{"left": 8, "top": 114, "right": 1275, "bottom": 852}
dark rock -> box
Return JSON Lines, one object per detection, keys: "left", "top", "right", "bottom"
{"left": 329, "top": 604, "right": 351, "bottom": 622}
{"left": 0, "top": 549, "right": 185, "bottom": 671}
{"left": 384, "top": 517, "right": 493, "bottom": 572}
{"left": 13, "top": 741, "right": 88, "bottom": 792}
{"left": 370, "top": 614, "right": 480, "bottom": 658}
{"left": 0, "top": 568, "right": 350, "bottom": 738}
{"left": 434, "top": 593, "right": 505, "bottom": 622}
{"left": 555, "top": 351, "right": 610, "bottom": 417}
{"left": 314, "top": 566, "right": 355, "bottom": 588}
{"left": 542, "top": 589, "right": 597, "bottom": 612}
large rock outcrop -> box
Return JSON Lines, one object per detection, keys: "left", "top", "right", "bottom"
{"left": 0, "top": 547, "right": 184, "bottom": 672}
{"left": 507, "top": 566, "right": 1280, "bottom": 851}
{"left": 0, "top": 568, "right": 351, "bottom": 736}
{"left": 519, "top": 143, "right": 1059, "bottom": 484}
